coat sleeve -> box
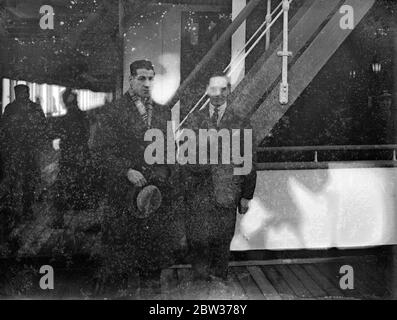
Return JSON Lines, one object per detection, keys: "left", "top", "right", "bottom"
{"left": 0, "top": 104, "right": 14, "bottom": 129}
{"left": 240, "top": 119, "right": 257, "bottom": 200}
{"left": 48, "top": 115, "right": 66, "bottom": 141}
{"left": 0, "top": 104, "right": 12, "bottom": 149}
{"left": 31, "top": 102, "right": 50, "bottom": 150}
{"left": 241, "top": 164, "right": 257, "bottom": 200}
{"left": 83, "top": 112, "right": 91, "bottom": 144}
{"left": 91, "top": 105, "right": 141, "bottom": 181}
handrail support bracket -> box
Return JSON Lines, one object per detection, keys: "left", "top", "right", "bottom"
{"left": 278, "top": 0, "right": 292, "bottom": 105}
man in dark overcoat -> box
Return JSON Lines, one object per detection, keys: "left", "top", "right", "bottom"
{"left": 182, "top": 74, "right": 257, "bottom": 284}
{"left": 0, "top": 85, "right": 48, "bottom": 220}
{"left": 92, "top": 60, "right": 182, "bottom": 296}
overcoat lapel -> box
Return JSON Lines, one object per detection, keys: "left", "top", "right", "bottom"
{"left": 122, "top": 94, "right": 150, "bottom": 137}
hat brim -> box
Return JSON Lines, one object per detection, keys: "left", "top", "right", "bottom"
{"left": 135, "top": 185, "right": 162, "bottom": 218}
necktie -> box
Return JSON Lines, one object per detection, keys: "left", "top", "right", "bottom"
{"left": 145, "top": 102, "right": 153, "bottom": 128}
{"left": 210, "top": 107, "right": 219, "bottom": 128}
{"left": 132, "top": 95, "right": 153, "bottom": 128}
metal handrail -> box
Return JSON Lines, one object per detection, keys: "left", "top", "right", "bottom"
{"left": 174, "top": 0, "right": 290, "bottom": 133}
{"left": 256, "top": 161, "right": 397, "bottom": 171}
{"left": 258, "top": 144, "right": 397, "bottom": 152}
{"left": 258, "top": 144, "right": 397, "bottom": 163}
{"left": 167, "top": 0, "right": 262, "bottom": 111}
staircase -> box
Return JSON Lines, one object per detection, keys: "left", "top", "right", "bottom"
{"left": 242, "top": 0, "right": 375, "bottom": 146}
{"left": 172, "top": 0, "right": 376, "bottom": 147}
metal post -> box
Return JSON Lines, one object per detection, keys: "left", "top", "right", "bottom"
{"left": 393, "top": 21, "right": 397, "bottom": 145}
{"left": 392, "top": 20, "right": 397, "bottom": 297}
{"left": 277, "top": 0, "right": 292, "bottom": 105}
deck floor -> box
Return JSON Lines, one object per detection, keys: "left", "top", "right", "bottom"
{"left": 1, "top": 200, "right": 391, "bottom": 300}
{"left": 1, "top": 255, "right": 391, "bottom": 300}
{"left": 160, "top": 256, "right": 390, "bottom": 300}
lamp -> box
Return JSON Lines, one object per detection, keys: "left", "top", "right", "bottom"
{"left": 372, "top": 56, "right": 382, "bottom": 73}
{"left": 349, "top": 70, "right": 357, "bottom": 79}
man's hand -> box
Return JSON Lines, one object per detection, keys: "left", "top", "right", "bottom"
{"left": 52, "top": 139, "right": 60, "bottom": 151}
{"left": 239, "top": 198, "right": 250, "bottom": 215}
{"left": 127, "top": 169, "right": 147, "bottom": 187}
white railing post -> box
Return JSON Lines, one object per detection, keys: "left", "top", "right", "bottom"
{"left": 277, "top": 0, "right": 292, "bottom": 105}
{"left": 265, "top": 0, "right": 271, "bottom": 51}
{"left": 176, "top": 0, "right": 289, "bottom": 133}
{"left": 231, "top": 0, "right": 247, "bottom": 90}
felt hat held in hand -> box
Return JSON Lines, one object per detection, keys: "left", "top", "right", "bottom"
{"left": 125, "top": 184, "right": 162, "bottom": 219}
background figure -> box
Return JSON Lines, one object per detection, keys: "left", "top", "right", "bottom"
{"left": 366, "top": 90, "right": 393, "bottom": 145}
{"left": 0, "top": 84, "right": 48, "bottom": 221}
{"left": 53, "top": 88, "right": 91, "bottom": 212}
{"left": 377, "top": 90, "right": 394, "bottom": 144}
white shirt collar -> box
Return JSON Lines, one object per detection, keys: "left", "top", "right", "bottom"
{"left": 209, "top": 102, "right": 227, "bottom": 124}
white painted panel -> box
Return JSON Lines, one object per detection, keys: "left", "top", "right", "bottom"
{"left": 231, "top": 166, "right": 397, "bottom": 251}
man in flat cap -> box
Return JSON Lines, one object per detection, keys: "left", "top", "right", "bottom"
{"left": 92, "top": 60, "right": 182, "bottom": 297}
{"left": 0, "top": 85, "right": 48, "bottom": 220}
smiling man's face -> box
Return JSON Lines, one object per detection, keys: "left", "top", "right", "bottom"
{"left": 130, "top": 68, "right": 155, "bottom": 99}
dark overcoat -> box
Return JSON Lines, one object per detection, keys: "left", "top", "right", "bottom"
{"left": 182, "top": 103, "right": 257, "bottom": 208}
{"left": 91, "top": 92, "right": 184, "bottom": 276}
{"left": 52, "top": 107, "right": 92, "bottom": 210}
{"left": 0, "top": 100, "right": 48, "bottom": 156}
{"left": 0, "top": 100, "right": 48, "bottom": 212}
{"left": 181, "top": 102, "right": 257, "bottom": 278}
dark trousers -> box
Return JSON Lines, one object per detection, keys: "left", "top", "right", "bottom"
{"left": 21, "top": 169, "right": 36, "bottom": 215}
{"left": 184, "top": 195, "right": 237, "bottom": 280}
{"left": 54, "top": 153, "right": 90, "bottom": 211}
{"left": 101, "top": 198, "right": 184, "bottom": 290}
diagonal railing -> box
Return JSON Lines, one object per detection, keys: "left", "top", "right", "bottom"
{"left": 168, "top": 0, "right": 262, "bottom": 113}
{"left": 174, "top": 0, "right": 293, "bottom": 132}
{"left": 256, "top": 144, "right": 397, "bottom": 170}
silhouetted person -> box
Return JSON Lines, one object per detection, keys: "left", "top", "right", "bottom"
{"left": 0, "top": 85, "right": 48, "bottom": 220}
{"left": 53, "top": 88, "right": 91, "bottom": 212}
{"left": 376, "top": 91, "right": 394, "bottom": 144}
